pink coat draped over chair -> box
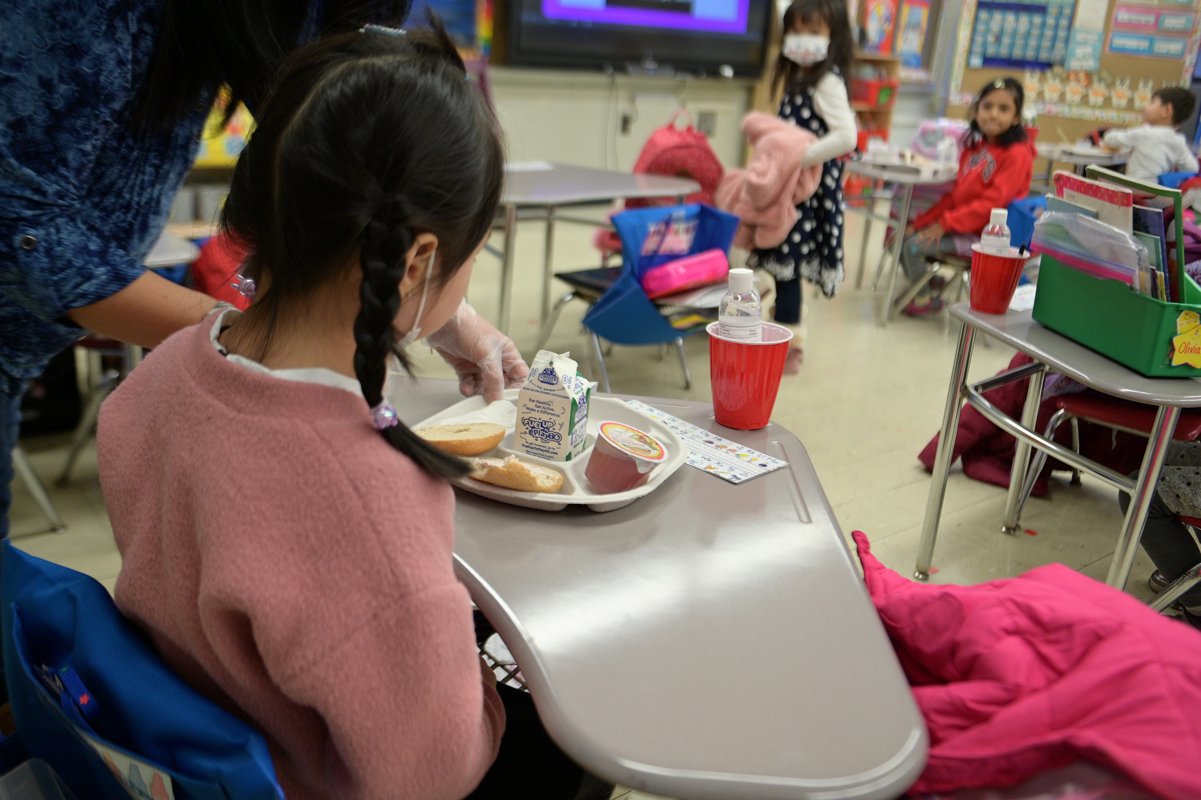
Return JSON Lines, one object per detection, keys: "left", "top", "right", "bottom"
{"left": 715, "top": 112, "right": 823, "bottom": 250}
{"left": 851, "top": 531, "right": 1201, "bottom": 800}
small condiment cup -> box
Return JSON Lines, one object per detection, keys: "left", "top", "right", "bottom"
{"left": 585, "top": 421, "right": 668, "bottom": 493}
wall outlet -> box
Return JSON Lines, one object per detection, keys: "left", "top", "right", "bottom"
{"left": 696, "top": 111, "right": 716, "bottom": 137}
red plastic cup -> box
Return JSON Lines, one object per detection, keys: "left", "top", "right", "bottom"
{"left": 707, "top": 322, "right": 794, "bottom": 430}
{"left": 969, "top": 244, "right": 1027, "bottom": 314}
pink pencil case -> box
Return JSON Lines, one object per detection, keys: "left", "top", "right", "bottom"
{"left": 640, "top": 249, "right": 729, "bottom": 300}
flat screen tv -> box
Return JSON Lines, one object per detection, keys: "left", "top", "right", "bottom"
{"left": 506, "top": 0, "right": 772, "bottom": 78}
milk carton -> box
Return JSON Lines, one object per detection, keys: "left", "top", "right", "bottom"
{"left": 517, "top": 350, "right": 592, "bottom": 461}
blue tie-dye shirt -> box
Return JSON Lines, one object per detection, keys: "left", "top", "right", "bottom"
{"left": 0, "top": 0, "right": 214, "bottom": 393}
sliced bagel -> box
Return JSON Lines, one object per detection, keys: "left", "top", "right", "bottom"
{"left": 471, "top": 456, "right": 565, "bottom": 494}
{"left": 415, "top": 422, "right": 506, "bottom": 456}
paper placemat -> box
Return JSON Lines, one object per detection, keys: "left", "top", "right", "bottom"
{"left": 624, "top": 400, "right": 788, "bottom": 484}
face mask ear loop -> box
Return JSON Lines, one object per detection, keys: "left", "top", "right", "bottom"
{"left": 396, "top": 247, "right": 436, "bottom": 350}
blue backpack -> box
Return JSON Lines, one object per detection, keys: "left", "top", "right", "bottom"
{"left": 0, "top": 541, "right": 283, "bottom": 799}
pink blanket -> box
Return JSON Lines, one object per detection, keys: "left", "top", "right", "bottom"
{"left": 715, "top": 112, "right": 822, "bottom": 250}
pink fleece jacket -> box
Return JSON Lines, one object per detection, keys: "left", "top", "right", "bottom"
{"left": 852, "top": 531, "right": 1201, "bottom": 799}
{"left": 715, "top": 112, "right": 823, "bottom": 250}
{"left": 97, "top": 316, "right": 504, "bottom": 800}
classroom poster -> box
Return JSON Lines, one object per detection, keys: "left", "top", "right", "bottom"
{"left": 1065, "top": 0, "right": 1109, "bottom": 68}
{"left": 967, "top": 0, "right": 1078, "bottom": 70}
{"left": 951, "top": 0, "right": 1201, "bottom": 123}
{"left": 1107, "top": 1, "right": 1195, "bottom": 58}
{"left": 897, "top": 0, "right": 930, "bottom": 67}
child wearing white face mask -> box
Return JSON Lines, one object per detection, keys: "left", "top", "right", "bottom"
{"left": 746, "top": 0, "right": 856, "bottom": 372}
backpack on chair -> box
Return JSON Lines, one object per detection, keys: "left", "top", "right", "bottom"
{"left": 594, "top": 110, "right": 726, "bottom": 258}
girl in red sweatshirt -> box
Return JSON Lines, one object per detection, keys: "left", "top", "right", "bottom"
{"left": 900, "top": 77, "right": 1034, "bottom": 316}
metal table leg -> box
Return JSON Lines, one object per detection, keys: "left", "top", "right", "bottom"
{"left": 1107, "top": 405, "right": 1179, "bottom": 589}
{"left": 1001, "top": 364, "right": 1047, "bottom": 534}
{"left": 13, "top": 447, "right": 65, "bottom": 533}
{"left": 855, "top": 180, "right": 878, "bottom": 290}
{"left": 915, "top": 321, "right": 976, "bottom": 580}
{"left": 881, "top": 183, "right": 915, "bottom": 327}
{"left": 498, "top": 204, "right": 517, "bottom": 333}
{"left": 542, "top": 205, "right": 557, "bottom": 323}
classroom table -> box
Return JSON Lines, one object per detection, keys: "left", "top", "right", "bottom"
{"left": 398, "top": 379, "right": 928, "bottom": 800}
{"left": 494, "top": 163, "right": 699, "bottom": 333}
{"left": 916, "top": 304, "right": 1201, "bottom": 591}
{"left": 1033, "top": 143, "right": 1129, "bottom": 192}
{"left": 843, "top": 158, "right": 958, "bottom": 326}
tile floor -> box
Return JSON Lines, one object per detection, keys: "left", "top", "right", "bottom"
{"left": 9, "top": 207, "right": 1160, "bottom": 800}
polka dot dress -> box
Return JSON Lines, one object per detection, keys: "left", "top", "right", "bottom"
{"left": 747, "top": 74, "right": 846, "bottom": 298}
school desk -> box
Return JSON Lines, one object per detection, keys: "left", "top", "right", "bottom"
{"left": 1033, "top": 143, "right": 1129, "bottom": 193}
{"left": 494, "top": 163, "right": 699, "bottom": 333}
{"left": 916, "top": 304, "right": 1201, "bottom": 591}
{"left": 397, "top": 378, "right": 928, "bottom": 800}
{"left": 843, "top": 158, "right": 958, "bottom": 326}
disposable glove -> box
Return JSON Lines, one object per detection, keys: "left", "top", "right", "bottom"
{"left": 427, "top": 301, "right": 529, "bottom": 402}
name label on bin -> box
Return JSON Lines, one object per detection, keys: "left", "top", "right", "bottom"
{"left": 1172, "top": 311, "right": 1201, "bottom": 368}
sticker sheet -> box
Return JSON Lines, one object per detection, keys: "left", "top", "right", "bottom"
{"left": 625, "top": 400, "right": 788, "bottom": 484}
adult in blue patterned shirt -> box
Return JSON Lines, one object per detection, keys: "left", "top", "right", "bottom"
{"left": 0, "top": 0, "right": 525, "bottom": 536}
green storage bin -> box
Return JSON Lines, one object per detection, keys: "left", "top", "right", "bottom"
{"left": 1032, "top": 254, "right": 1201, "bottom": 378}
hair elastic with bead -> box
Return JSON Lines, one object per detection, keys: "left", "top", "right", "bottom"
{"left": 371, "top": 402, "right": 400, "bottom": 430}
{"left": 231, "top": 274, "right": 257, "bottom": 301}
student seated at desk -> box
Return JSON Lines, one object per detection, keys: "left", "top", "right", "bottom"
{"left": 96, "top": 26, "right": 606, "bottom": 800}
{"left": 896, "top": 77, "right": 1034, "bottom": 316}
{"left": 1102, "top": 86, "right": 1199, "bottom": 183}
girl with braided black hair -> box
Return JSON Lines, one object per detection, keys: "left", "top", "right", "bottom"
{"left": 98, "top": 21, "right": 607, "bottom": 800}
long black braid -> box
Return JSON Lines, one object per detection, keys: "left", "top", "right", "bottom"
{"left": 220, "top": 21, "right": 505, "bottom": 481}
{"left": 356, "top": 217, "right": 470, "bottom": 478}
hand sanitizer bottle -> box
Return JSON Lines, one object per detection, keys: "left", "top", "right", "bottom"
{"left": 718, "top": 268, "right": 762, "bottom": 342}
{"left": 979, "top": 209, "right": 1012, "bottom": 255}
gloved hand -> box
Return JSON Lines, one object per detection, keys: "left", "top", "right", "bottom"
{"left": 427, "top": 301, "right": 529, "bottom": 402}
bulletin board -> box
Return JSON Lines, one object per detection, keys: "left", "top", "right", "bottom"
{"left": 949, "top": 0, "right": 1201, "bottom": 138}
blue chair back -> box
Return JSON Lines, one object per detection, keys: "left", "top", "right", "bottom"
{"left": 582, "top": 204, "right": 739, "bottom": 346}
{"left": 0, "top": 542, "right": 283, "bottom": 800}
{"left": 1158, "top": 171, "right": 1195, "bottom": 189}
{"left": 1007, "top": 195, "right": 1046, "bottom": 250}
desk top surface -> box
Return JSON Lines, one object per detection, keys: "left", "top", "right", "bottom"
{"left": 845, "top": 158, "right": 957, "bottom": 185}
{"left": 502, "top": 162, "right": 700, "bottom": 206}
{"left": 145, "top": 230, "right": 200, "bottom": 268}
{"left": 953, "top": 305, "right": 1201, "bottom": 406}
{"left": 398, "top": 380, "right": 927, "bottom": 800}
{"left": 1035, "top": 143, "right": 1129, "bottom": 166}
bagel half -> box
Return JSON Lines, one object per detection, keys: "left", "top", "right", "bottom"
{"left": 470, "top": 456, "right": 565, "bottom": 494}
{"left": 415, "top": 422, "right": 506, "bottom": 456}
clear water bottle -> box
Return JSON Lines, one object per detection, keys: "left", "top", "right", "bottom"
{"left": 979, "top": 208, "right": 1012, "bottom": 255}
{"left": 718, "top": 268, "right": 762, "bottom": 342}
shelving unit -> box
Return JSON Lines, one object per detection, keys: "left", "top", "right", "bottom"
{"left": 850, "top": 51, "right": 901, "bottom": 149}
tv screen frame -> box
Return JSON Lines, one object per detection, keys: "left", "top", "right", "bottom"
{"left": 505, "top": 0, "right": 773, "bottom": 79}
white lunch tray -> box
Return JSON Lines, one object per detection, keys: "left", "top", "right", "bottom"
{"left": 415, "top": 389, "right": 687, "bottom": 512}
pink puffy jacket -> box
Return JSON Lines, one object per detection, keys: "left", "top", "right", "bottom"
{"left": 715, "top": 112, "right": 823, "bottom": 250}
{"left": 852, "top": 531, "right": 1201, "bottom": 799}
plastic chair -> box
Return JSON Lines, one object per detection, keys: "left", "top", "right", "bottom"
{"left": 1158, "top": 171, "right": 1195, "bottom": 190}
{"left": 0, "top": 542, "right": 283, "bottom": 799}
{"left": 543, "top": 204, "right": 738, "bottom": 392}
